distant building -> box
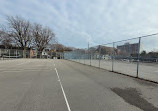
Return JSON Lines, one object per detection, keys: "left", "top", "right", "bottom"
{"left": 117, "top": 42, "right": 142, "bottom": 56}
{"left": 90, "top": 46, "right": 114, "bottom": 60}
{"left": 42, "top": 49, "right": 50, "bottom": 58}
{"left": 30, "top": 48, "right": 37, "bottom": 58}
{"left": 99, "top": 46, "right": 114, "bottom": 55}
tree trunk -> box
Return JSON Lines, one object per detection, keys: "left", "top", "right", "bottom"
{"left": 23, "top": 47, "right": 27, "bottom": 58}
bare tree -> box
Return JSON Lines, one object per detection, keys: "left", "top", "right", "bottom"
{"left": 7, "top": 16, "right": 32, "bottom": 50}
{"left": 0, "top": 30, "right": 4, "bottom": 43}
{"left": 51, "top": 44, "right": 64, "bottom": 52}
{"left": 32, "top": 24, "right": 55, "bottom": 52}
{"left": 51, "top": 43, "right": 73, "bottom": 52}
{"left": 0, "top": 29, "right": 12, "bottom": 49}
{"left": 1, "top": 15, "right": 56, "bottom": 59}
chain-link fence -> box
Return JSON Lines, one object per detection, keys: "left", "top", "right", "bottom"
{"left": 64, "top": 34, "right": 158, "bottom": 82}
{"left": 0, "top": 49, "right": 64, "bottom": 60}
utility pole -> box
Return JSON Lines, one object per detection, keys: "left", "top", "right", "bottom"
{"left": 88, "top": 42, "right": 89, "bottom": 59}
{"left": 88, "top": 42, "right": 89, "bottom": 53}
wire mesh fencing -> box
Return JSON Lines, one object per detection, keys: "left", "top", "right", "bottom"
{"left": 139, "top": 34, "right": 158, "bottom": 82}
{"left": 0, "top": 49, "right": 64, "bottom": 60}
{"left": 0, "top": 49, "right": 24, "bottom": 60}
{"left": 64, "top": 34, "right": 158, "bottom": 82}
{"left": 113, "top": 38, "right": 139, "bottom": 77}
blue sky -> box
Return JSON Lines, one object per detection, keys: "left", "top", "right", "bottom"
{"left": 0, "top": 0, "right": 158, "bottom": 49}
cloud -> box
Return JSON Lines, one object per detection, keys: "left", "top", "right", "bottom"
{"left": 0, "top": 0, "right": 158, "bottom": 49}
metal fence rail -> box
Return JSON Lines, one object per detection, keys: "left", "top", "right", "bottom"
{"left": 64, "top": 34, "right": 158, "bottom": 82}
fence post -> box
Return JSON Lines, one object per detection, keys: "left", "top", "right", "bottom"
{"left": 88, "top": 42, "right": 91, "bottom": 65}
{"left": 112, "top": 42, "right": 115, "bottom": 71}
{"left": 78, "top": 50, "right": 81, "bottom": 63}
{"left": 9, "top": 49, "right": 10, "bottom": 59}
{"left": 90, "top": 51, "right": 91, "bottom": 66}
{"left": 3, "top": 49, "right": 4, "bottom": 60}
{"left": 99, "top": 45, "right": 101, "bottom": 68}
{"left": 84, "top": 49, "right": 86, "bottom": 64}
{"left": 16, "top": 50, "right": 17, "bottom": 58}
{"left": 36, "top": 51, "right": 37, "bottom": 58}
{"left": 0, "top": 49, "right": 1, "bottom": 60}
{"left": 23, "top": 50, "right": 24, "bottom": 58}
{"left": 136, "top": 37, "right": 141, "bottom": 78}
{"left": 51, "top": 52, "right": 52, "bottom": 59}
{"left": 40, "top": 51, "right": 42, "bottom": 59}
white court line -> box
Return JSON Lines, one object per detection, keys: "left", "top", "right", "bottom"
{"left": 1, "top": 69, "right": 53, "bottom": 73}
{"left": 55, "top": 67, "right": 71, "bottom": 111}
{"left": 17, "top": 61, "right": 30, "bottom": 66}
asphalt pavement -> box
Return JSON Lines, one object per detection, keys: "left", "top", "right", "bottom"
{"left": 0, "top": 59, "right": 158, "bottom": 111}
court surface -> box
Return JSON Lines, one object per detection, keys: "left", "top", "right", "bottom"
{"left": 0, "top": 59, "right": 158, "bottom": 111}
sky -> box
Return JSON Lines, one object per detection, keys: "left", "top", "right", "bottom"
{"left": 0, "top": 0, "right": 158, "bottom": 49}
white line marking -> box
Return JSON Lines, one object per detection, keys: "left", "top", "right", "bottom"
{"left": 17, "top": 61, "right": 30, "bottom": 66}
{"left": 55, "top": 68, "right": 71, "bottom": 111}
